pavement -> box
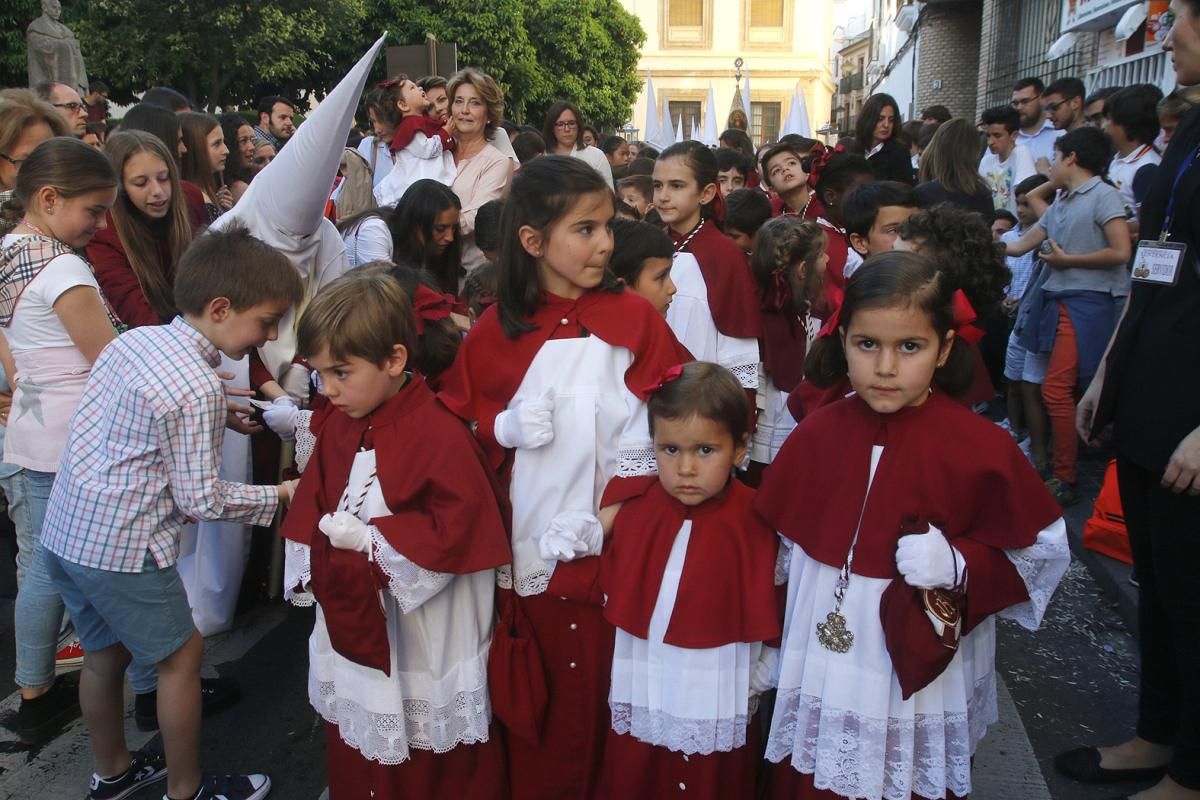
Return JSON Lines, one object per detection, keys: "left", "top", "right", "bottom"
{"left": 0, "top": 438, "right": 1151, "bottom": 800}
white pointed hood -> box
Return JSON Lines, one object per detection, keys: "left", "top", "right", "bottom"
{"left": 211, "top": 33, "right": 387, "bottom": 380}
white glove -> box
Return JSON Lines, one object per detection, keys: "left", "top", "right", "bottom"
{"left": 318, "top": 511, "right": 373, "bottom": 554}
{"left": 263, "top": 397, "right": 298, "bottom": 440}
{"left": 494, "top": 390, "right": 555, "bottom": 450}
{"left": 750, "top": 647, "right": 779, "bottom": 695}
{"left": 895, "top": 526, "right": 966, "bottom": 590}
{"left": 280, "top": 363, "right": 311, "bottom": 403}
{"left": 537, "top": 511, "right": 603, "bottom": 562}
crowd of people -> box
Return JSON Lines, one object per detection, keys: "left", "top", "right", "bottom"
{"left": 0, "top": 5, "right": 1197, "bottom": 800}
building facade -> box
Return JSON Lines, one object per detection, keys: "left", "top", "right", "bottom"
{"left": 620, "top": 0, "right": 836, "bottom": 146}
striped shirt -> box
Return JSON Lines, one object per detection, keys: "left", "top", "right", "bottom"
{"left": 42, "top": 317, "right": 278, "bottom": 572}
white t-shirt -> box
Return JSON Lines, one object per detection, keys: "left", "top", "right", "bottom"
{"left": 979, "top": 144, "right": 1037, "bottom": 213}
{"left": 356, "top": 135, "right": 394, "bottom": 187}
{"left": 1108, "top": 144, "right": 1161, "bottom": 217}
{"left": 570, "top": 145, "right": 616, "bottom": 190}
{"left": 2, "top": 234, "right": 100, "bottom": 353}
{"left": 341, "top": 216, "right": 393, "bottom": 268}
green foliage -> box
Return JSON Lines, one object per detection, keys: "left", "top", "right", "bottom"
{"left": 1, "top": 0, "right": 59, "bottom": 91}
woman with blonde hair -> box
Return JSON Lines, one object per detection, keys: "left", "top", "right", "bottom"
{"left": 915, "top": 117, "right": 994, "bottom": 217}
{"left": 447, "top": 67, "right": 514, "bottom": 273}
{"left": 88, "top": 130, "right": 194, "bottom": 328}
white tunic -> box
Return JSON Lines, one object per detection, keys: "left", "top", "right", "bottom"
{"left": 373, "top": 132, "right": 456, "bottom": 207}
{"left": 610, "top": 518, "right": 765, "bottom": 755}
{"left": 664, "top": 252, "right": 760, "bottom": 391}
{"left": 502, "top": 335, "right": 654, "bottom": 596}
{"left": 767, "top": 445, "right": 1070, "bottom": 800}
{"left": 284, "top": 449, "right": 496, "bottom": 764}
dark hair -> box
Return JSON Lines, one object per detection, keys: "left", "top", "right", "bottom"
{"left": 637, "top": 145, "right": 660, "bottom": 161}
{"left": 615, "top": 200, "right": 641, "bottom": 220}
{"left": 256, "top": 95, "right": 294, "bottom": 117}
{"left": 843, "top": 180, "right": 919, "bottom": 239}
{"left": 1013, "top": 77, "right": 1046, "bottom": 95}
{"left": 921, "top": 105, "right": 952, "bottom": 124}
{"left": 624, "top": 156, "right": 656, "bottom": 176}
{"left": 601, "top": 135, "right": 628, "bottom": 157}
{"left": 461, "top": 261, "right": 497, "bottom": 318}
{"left": 918, "top": 118, "right": 992, "bottom": 199}
{"left": 178, "top": 111, "right": 221, "bottom": 202}
{"left": 898, "top": 202, "right": 1011, "bottom": 313}
{"left": 1054, "top": 125, "right": 1113, "bottom": 177}
{"left": 719, "top": 128, "right": 755, "bottom": 158}
{"left": 512, "top": 131, "right": 546, "bottom": 164}
{"left": 388, "top": 179, "right": 463, "bottom": 294}
{"left": 364, "top": 81, "right": 405, "bottom": 132}
{"left": 582, "top": 125, "right": 601, "bottom": 146}
{"left": 779, "top": 134, "right": 820, "bottom": 151}
{"left": 979, "top": 105, "right": 1020, "bottom": 132}
{"left": 992, "top": 209, "right": 1018, "bottom": 227}
{"left": 174, "top": 224, "right": 303, "bottom": 315}
{"left": 617, "top": 173, "right": 653, "bottom": 203}
{"left": 475, "top": 199, "right": 505, "bottom": 252}
{"left": 496, "top": 155, "right": 617, "bottom": 337}
{"left": 298, "top": 267, "right": 415, "bottom": 365}
{"left": 1014, "top": 172, "right": 1050, "bottom": 199}
{"left": 4, "top": 137, "right": 117, "bottom": 225}
{"left": 141, "top": 86, "right": 191, "bottom": 112}
{"left": 751, "top": 216, "right": 827, "bottom": 314}
{"left": 916, "top": 122, "right": 939, "bottom": 151}
{"left": 724, "top": 188, "right": 772, "bottom": 237}
{"left": 119, "top": 103, "right": 183, "bottom": 167}
{"left": 805, "top": 251, "right": 974, "bottom": 396}
{"left": 88, "top": 80, "right": 110, "bottom": 95}
{"left": 416, "top": 75, "right": 448, "bottom": 93}
{"left": 1104, "top": 84, "right": 1164, "bottom": 146}
{"left": 84, "top": 121, "right": 106, "bottom": 140}
{"left": 901, "top": 120, "right": 925, "bottom": 149}
{"left": 855, "top": 93, "right": 901, "bottom": 150}
{"left": 386, "top": 261, "right": 460, "bottom": 379}
{"left": 609, "top": 219, "right": 673, "bottom": 284}
{"left": 658, "top": 140, "right": 721, "bottom": 221}
{"left": 647, "top": 361, "right": 750, "bottom": 447}
{"left": 815, "top": 152, "right": 874, "bottom": 215}
{"left": 1084, "top": 85, "right": 1121, "bottom": 112}
{"left": 218, "top": 112, "right": 254, "bottom": 183}
{"left": 1043, "top": 77, "right": 1085, "bottom": 102}
{"left": 543, "top": 100, "right": 587, "bottom": 152}
{"left": 714, "top": 148, "right": 751, "bottom": 178}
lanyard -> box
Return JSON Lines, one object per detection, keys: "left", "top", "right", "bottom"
{"left": 1161, "top": 142, "right": 1200, "bottom": 242}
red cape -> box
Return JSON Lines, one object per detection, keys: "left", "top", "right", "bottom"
{"left": 438, "top": 289, "right": 692, "bottom": 472}
{"left": 755, "top": 391, "right": 1061, "bottom": 631}
{"left": 390, "top": 114, "right": 454, "bottom": 153}
{"left": 602, "top": 479, "right": 780, "bottom": 649}
{"left": 669, "top": 221, "right": 763, "bottom": 339}
{"left": 280, "top": 374, "right": 511, "bottom": 673}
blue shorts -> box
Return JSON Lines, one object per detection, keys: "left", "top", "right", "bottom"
{"left": 1004, "top": 329, "right": 1049, "bottom": 384}
{"left": 43, "top": 550, "right": 195, "bottom": 666}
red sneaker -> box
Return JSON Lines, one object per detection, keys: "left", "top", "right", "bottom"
{"left": 55, "top": 638, "right": 84, "bottom": 675}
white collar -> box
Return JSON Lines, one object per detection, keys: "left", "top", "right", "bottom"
{"left": 1116, "top": 144, "right": 1155, "bottom": 165}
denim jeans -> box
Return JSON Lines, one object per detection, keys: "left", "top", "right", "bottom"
{"left": 13, "top": 469, "right": 63, "bottom": 689}
{"left": 0, "top": 468, "right": 31, "bottom": 584}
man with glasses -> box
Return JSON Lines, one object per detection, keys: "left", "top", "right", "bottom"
{"left": 1012, "top": 76, "right": 1064, "bottom": 175}
{"left": 1083, "top": 86, "right": 1120, "bottom": 127}
{"left": 1042, "top": 77, "right": 1087, "bottom": 132}
{"left": 33, "top": 81, "right": 86, "bottom": 136}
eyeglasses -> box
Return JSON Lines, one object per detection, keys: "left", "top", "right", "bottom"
{"left": 0, "top": 153, "right": 25, "bottom": 168}
{"left": 554, "top": 120, "right": 578, "bottom": 129}
{"left": 1043, "top": 99, "right": 1066, "bottom": 114}
{"left": 53, "top": 102, "right": 84, "bottom": 113}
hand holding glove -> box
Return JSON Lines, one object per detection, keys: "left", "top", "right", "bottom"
{"left": 895, "top": 525, "right": 966, "bottom": 590}
{"left": 263, "top": 397, "right": 298, "bottom": 440}
{"left": 494, "top": 390, "right": 555, "bottom": 450}
{"left": 537, "top": 511, "right": 604, "bottom": 562}
{"left": 318, "top": 511, "right": 373, "bottom": 554}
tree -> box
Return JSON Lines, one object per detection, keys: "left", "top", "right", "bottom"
{"left": 0, "top": 1, "right": 42, "bottom": 91}
{"left": 71, "top": 0, "right": 368, "bottom": 109}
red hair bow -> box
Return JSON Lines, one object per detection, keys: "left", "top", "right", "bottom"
{"left": 377, "top": 78, "right": 401, "bottom": 90}
{"left": 816, "top": 286, "right": 845, "bottom": 338}
{"left": 639, "top": 363, "right": 685, "bottom": 397}
{"left": 763, "top": 268, "right": 793, "bottom": 313}
{"left": 806, "top": 143, "right": 845, "bottom": 190}
{"left": 950, "top": 289, "right": 985, "bottom": 345}
{"left": 411, "top": 284, "right": 454, "bottom": 334}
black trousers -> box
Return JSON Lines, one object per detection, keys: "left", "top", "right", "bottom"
{"left": 1117, "top": 456, "right": 1200, "bottom": 788}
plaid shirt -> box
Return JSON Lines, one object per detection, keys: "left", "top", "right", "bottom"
{"left": 42, "top": 317, "right": 278, "bottom": 572}
{"left": 1002, "top": 227, "right": 1038, "bottom": 301}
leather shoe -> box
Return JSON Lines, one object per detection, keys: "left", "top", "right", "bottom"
{"left": 1054, "top": 746, "right": 1168, "bottom": 784}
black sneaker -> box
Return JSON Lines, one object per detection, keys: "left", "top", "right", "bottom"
{"left": 16, "top": 675, "right": 80, "bottom": 745}
{"left": 174, "top": 773, "right": 271, "bottom": 800}
{"left": 135, "top": 676, "right": 241, "bottom": 732}
{"left": 89, "top": 749, "right": 167, "bottom": 800}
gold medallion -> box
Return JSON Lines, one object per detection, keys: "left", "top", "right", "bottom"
{"left": 816, "top": 610, "right": 854, "bottom": 653}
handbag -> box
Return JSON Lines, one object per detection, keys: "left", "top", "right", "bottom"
{"left": 488, "top": 589, "right": 549, "bottom": 744}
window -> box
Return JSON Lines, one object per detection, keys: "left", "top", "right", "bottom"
{"left": 670, "top": 101, "right": 703, "bottom": 139}
{"left": 751, "top": 101, "right": 781, "bottom": 143}
{"left": 751, "top": 0, "right": 784, "bottom": 27}
{"left": 670, "top": 0, "right": 703, "bottom": 26}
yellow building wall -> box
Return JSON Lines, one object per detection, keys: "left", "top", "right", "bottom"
{"left": 620, "top": 0, "right": 836, "bottom": 146}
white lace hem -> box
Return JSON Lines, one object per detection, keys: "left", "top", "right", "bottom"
{"left": 368, "top": 527, "right": 453, "bottom": 613}
{"left": 294, "top": 409, "right": 316, "bottom": 473}
{"left": 616, "top": 445, "right": 657, "bottom": 478}
{"left": 766, "top": 672, "right": 995, "bottom": 800}
{"left": 316, "top": 680, "right": 492, "bottom": 765}
{"left": 725, "top": 360, "right": 759, "bottom": 390}
{"left": 283, "top": 540, "right": 315, "bottom": 607}
{"left": 999, "top": 518, "right": 1070, "bottom": 631}
{"left": 611, "top": 702, "right": 749, "bottom": 756}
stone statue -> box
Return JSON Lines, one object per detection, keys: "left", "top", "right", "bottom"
{"left": 26, "top": 0, "right": 88, "bottom": 94}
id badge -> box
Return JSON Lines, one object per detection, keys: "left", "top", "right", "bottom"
{"left": 1131, "top": 241, "right": 1187, "bottom": 285}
